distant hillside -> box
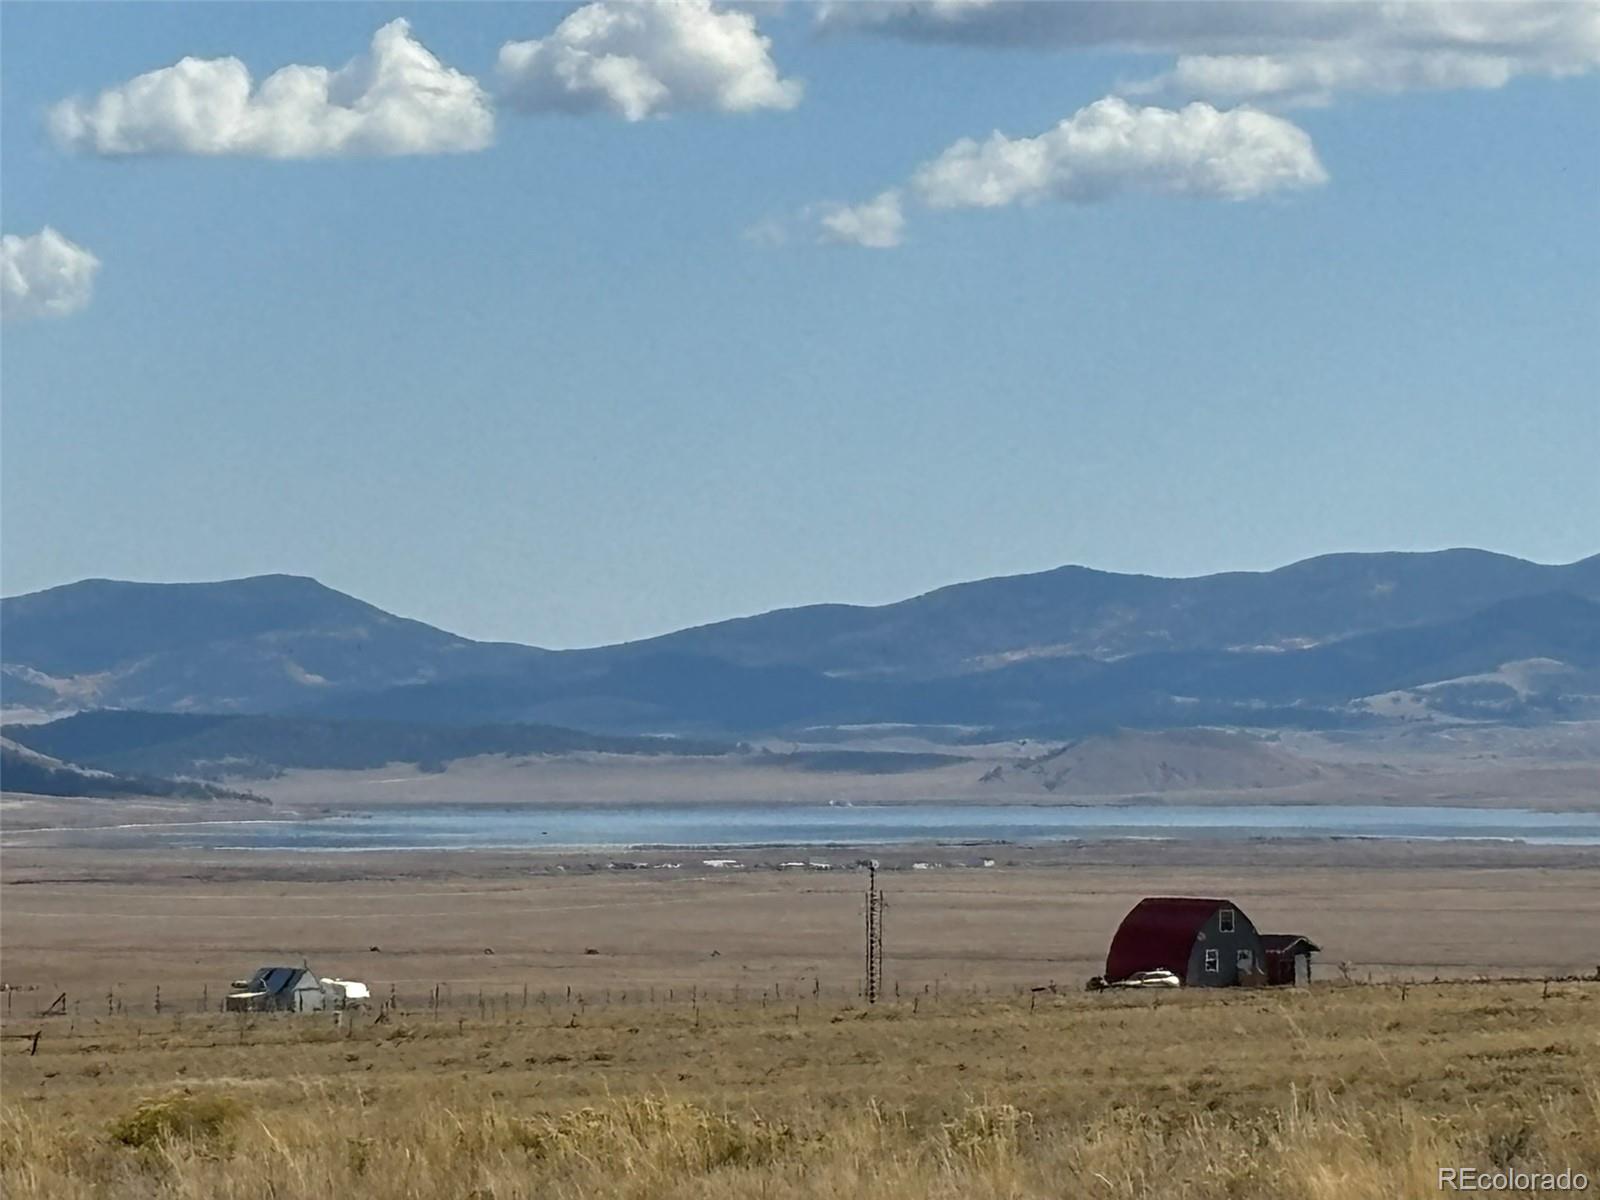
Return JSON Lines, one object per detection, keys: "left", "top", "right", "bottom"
{"left": 310, "top": 652, "right": 880, "bottom": 732}
{"left": 4, "top": 551, "right": 1597, "bottom": 737}
{"left": 2, "top": 712, "right": 738, "bottom": 780}
{"left": 0, "top": 738, "right": 262, "bottom": 802}
{"left": 1, "top": 574, "right": 543, "bottom": 715}
{"left": 996, "top": 729, "right": 1340, "bottom": 795}
{"left": 1025, "top": 590, "right": 1600, "bottom": 713}
{"left": 587, "top": 548, "right": 1600, "bottom": 677}
{"left": 307, "top": 592, "right": 1600, "bottom": 736}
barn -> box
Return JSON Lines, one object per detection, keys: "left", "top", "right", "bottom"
{"left": 225, "top": 966, "right": 328, "bottom": 1013}
{"left": 1105, "top": 897, "right": 1317, "bottom": 988}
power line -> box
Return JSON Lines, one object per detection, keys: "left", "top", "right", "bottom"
{"left": 864, "top": 860, "right": 886, "bottom": 1004}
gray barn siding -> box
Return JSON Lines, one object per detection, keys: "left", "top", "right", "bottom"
{"left": 1182, "top": 907, "right": 1266, "bottom": 987}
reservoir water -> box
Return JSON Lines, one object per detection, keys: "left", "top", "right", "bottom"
{"left": 16, "top": 803, "right": 1600, "bottom": 850}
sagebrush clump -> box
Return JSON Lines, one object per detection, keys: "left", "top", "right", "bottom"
{"left": 108, "top": 1092, "right": 245, "bottom": 1151}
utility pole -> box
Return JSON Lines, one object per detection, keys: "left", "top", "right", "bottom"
{"left": 864, "top": 861, "right": 886, "bottom": 1004}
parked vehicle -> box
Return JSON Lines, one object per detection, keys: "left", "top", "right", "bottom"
{"left": 1112, "top": 969, "right": 1182, "bottom": 989}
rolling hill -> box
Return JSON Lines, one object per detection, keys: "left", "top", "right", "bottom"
{"left": 1000, "top": 728, "right": 1341, "bottom": 795}
{"left": 580, "top": 548, "right": 1600, "bottom": 677}
{"left": 3, "top": 550, "right": 1597, "bottom": 738}
{"left": 305, "top": 590, "right": 1600, "bottom": 734}
{"left": 0, "top": 737, "right": 262, "bottom": 802}
{"left": 0, "top": 574, "right": 543, "bottom": 714}
{"left": 3, "top": 712, "right": 736, "bottom": 780}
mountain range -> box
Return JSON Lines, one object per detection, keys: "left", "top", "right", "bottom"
{"left": 4, "top": 550, "right": 1598, "bottom": 746}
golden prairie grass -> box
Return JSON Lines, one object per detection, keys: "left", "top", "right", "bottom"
{"left": 6, "top": 1083, "right": 1597, "bottom": 1200}
{"left": 3, "top": 982, "right": 1598, "bottom": 1198}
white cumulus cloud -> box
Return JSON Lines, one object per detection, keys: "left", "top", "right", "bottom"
{"left": 1, "top": 228, "right": 100, "bottom": 321}
{"left": 816, "top": 191, "right": 905, "bottom": 248}
{"left": 48, "top": 20, "right": 492, "bottom": 158}
{"left": 819, "top": 1, "right": 1600, "bottom": 104}
{"left": 807, "top": 97, "right": 1326, "bottom": 250}
{"left": 497, "top": 0, "right": 801, "bottom": 120}
{"left": 912, "top": 97, "right": 1326, "bottom": 209}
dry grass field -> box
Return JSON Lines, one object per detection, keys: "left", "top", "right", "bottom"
{"left": 2, "top": 981, "right": 1597, "bottom": 1199}
{"left": 4, "top": 833, "right": 1598, "bottom": 1196}
{"left": 4, "top": 848, "right": 1600, "bottom": 1005}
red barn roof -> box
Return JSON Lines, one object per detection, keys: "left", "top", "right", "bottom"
{"left": 1106, "top": 897, "right": 1243, "bottom": 981}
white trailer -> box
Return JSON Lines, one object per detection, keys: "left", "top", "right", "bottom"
{"left": 319, "top": 979, "right": 372, "bottom": 1009}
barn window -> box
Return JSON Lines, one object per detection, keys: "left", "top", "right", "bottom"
{"left": 1219, "top": 908, "right": 1235, "bottom": 933}
{"left": 1237, "top": 949, "right": 1253, "bottom": 969}
{"left": 1204, "top": 949, "right": 1220, "bottom": 973}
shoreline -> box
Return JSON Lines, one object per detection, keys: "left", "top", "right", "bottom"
{"left": 7, "top": 832, "right": 1600, "bottom": 881}
{"left": 5, "top": 790, "right": 1598, "bottom": 854}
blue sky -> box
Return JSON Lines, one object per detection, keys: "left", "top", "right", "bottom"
{"left": 3, "top": 2, "right": 1597, "bottom": 646}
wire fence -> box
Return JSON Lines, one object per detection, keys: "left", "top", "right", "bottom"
{"left": 5, "top": 973, "right": 1598, "bottom": 1060}
{"left": 2, "top": 973, "right": 1062, "bottom": 1024}
{"left": 0, "top": 975, "right": 1099, "bottom": 1057}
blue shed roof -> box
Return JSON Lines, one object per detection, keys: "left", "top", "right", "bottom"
{"left": 249, "top": 966, "right": 314, "bottom": 995}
